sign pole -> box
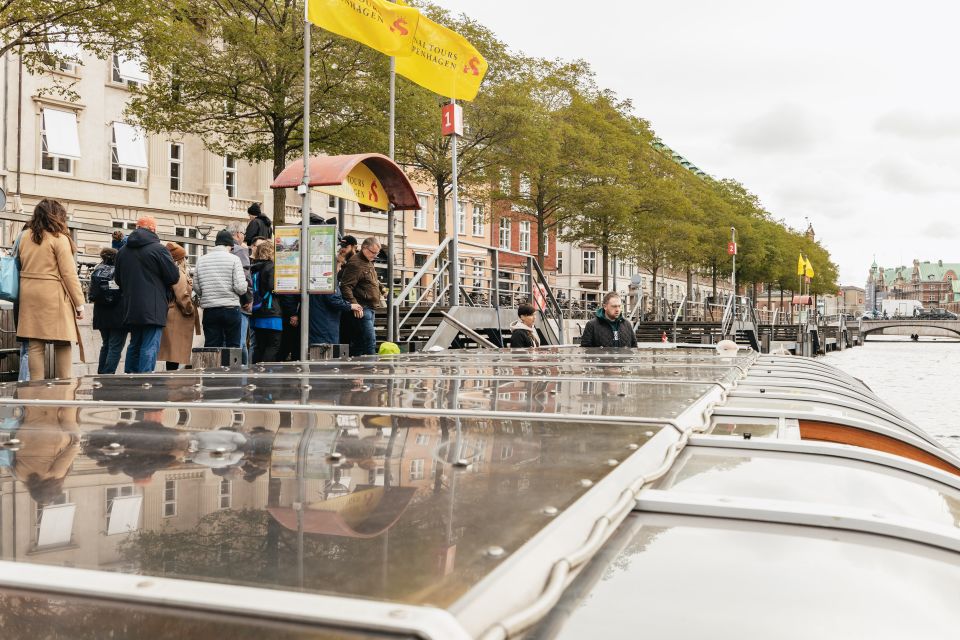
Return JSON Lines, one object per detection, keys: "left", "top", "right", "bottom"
{"left": 447, "top": 99, "right": 460, "bottom": 307}
{"left": 299, "top": 3, "right": 311, "bottom": 362}
{"left": 729, "top": 226, "right": 736, "bottom": 336}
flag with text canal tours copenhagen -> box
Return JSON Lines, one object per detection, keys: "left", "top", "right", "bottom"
{"left": 395, "top": 13, "right": 488, "bottom": 101}
{"left": 307, "top": 0, "right": 420, "bottom": 57}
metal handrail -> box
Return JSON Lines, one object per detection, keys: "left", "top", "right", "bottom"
{"left": 398, "top": 260, "right": 449, "bottom": 331}
{"left": 395, "top": 237, "right": 450, "bottom": 304}
{"left": 529, "top": 257, "right": 564, "bottom": 344}
{"left": 671, "top": 294, "right": 687, "bottom": 342}
{"left": 407, "top": 282, "right": 451, "bottom": 343}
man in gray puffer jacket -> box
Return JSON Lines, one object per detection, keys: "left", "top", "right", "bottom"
{"left": 194, "top": 229, "right": 248, "bottom": 348}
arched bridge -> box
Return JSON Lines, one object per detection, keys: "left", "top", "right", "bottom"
{"left": 860, "top": 319, "right": 960, "bottom": 339}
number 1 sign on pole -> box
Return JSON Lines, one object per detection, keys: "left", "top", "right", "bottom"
{"left": 445, "top": 100, "right": 462, "bottom": 307}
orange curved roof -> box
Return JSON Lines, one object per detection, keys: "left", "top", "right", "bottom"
{"left": 270, "top": 153, "right": 420, "bottom": 210}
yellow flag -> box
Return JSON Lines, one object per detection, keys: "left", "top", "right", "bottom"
{"left": 308, "top": 0, "right": 420, "bottom": 57}
{"left": 395, "top": 14, "right": 488, "bottom": 101}
{"left": 797, "top": 254, "right": 804, "bottom": 276}
{"left": 804, "top": 258, "right": 815, "bottom": 279}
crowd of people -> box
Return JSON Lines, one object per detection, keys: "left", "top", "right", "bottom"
{"left": 11, "top": 199, "right": 385, "bottom": 379}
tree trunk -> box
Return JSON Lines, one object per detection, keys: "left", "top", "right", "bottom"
{"left": 779, "top": 287, "right": 784, "bottom": 325}
{"left": 651, "top": 267, "right": 659, "bottom": 320}
{"left": 271, "top": 129, "right": 288, "bottom": 226}
{"left": 685, "top": 267, "right": 693, "bottom": 320}
{"left": 601, "top": 244, "right": 609, "bottom": 292}
{"left": 536, "top": 215, "right": 546, "bottom": 267}
{"left": 711, "top": 261, "right": 717, "bottom": 298}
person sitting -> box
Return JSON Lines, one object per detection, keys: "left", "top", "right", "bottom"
{"left": 509, "top": 303, "right": 541, "bottom": 348}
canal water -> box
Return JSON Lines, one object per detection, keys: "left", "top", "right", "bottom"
{"left": 823, "top": 336, "right": 960, "bottom": 455}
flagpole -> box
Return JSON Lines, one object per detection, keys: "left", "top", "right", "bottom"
{"left": 449, "top": 98, "right": 460, "bottom": 308}
{"left": 386, "top": 1, "right": 397, "bottom": 343}
{"left": 299, "top": 1, "right": 312, "bottom": 362}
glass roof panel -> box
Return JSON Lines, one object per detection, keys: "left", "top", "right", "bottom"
{"left": 0, "top": 589, "right": 394, "bottom": 640}
{"left": 7, "top": 377, "right": 714, "bottom": 421}
{"left": 653, "top": 447, "right": 960, "bottom": 528}
{"left": 0, "top": 408, "right": 666, "bottom": 609}
{"left": 532, "top": 514, "right": 960, "bottom": 640}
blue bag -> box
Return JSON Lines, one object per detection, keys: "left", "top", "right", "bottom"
{"left": 0, "top": 231, "right": 22, "bottom": 302}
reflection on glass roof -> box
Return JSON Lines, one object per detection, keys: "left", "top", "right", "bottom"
{"left": 536, "top": 514, "right": 960, "bottom": 640}
{"left": 0, "top": 589, "right": 390, "bottom": 640}
{"left": 4, "top": 376, "right": 714, "bottom": 421}
{"left": 0, "top": 407, "right": 665, "bottom": 608}
{"left": 655, "top": 447, "right": 960, "bottom": 529}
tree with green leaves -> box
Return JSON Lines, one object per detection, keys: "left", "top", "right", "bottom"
{"left": 127, "top": 0, "right": 389, "bottom": 224}
{"left": 393, "top": 2, "right": 519, "bottom": 243}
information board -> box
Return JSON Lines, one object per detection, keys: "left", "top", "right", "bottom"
{"left": 274, "top": 225, "right": 337, "bottom": 294}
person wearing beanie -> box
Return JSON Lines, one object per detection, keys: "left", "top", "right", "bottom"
{"left": 114, "top": 216, "right": 181, "bottom": 373}
{"left": 194, "top": 229, "right": 248, "bottom": 351}
{"left": 244, "top": 203, "right": 273, "bottom": 246}
{"left": 159, "top": 242, "right": 200, "bottom": 370}
{"left": 90, "top": 246, "right": 126, "bottom": 374}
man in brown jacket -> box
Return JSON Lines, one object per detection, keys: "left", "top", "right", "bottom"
{"left": 339, "top": 236, "right": 382, "bottom": 356}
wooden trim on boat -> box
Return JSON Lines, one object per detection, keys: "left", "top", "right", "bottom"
{"left": 798, "top": 419, "right": 960, "bottom": 477}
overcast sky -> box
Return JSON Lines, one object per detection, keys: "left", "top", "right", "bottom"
{"left": 438, "top": 0, "right": 960, "bottom": 285}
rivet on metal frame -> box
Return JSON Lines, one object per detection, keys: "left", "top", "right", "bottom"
{"left": 485, "top": 546, "right": 506, "bottom": 558}
{"left": 453, "top": 458, "right": 471, "bottom": 468}
{"left": 328, "top": 451, "right": 343, "bottom": 461}
{"left": 644, "top": 431, "right": 654, "bottom": 437}
{"left": 301, "top": 384, "right": 312, "bottom": 391}
{"left": 92, "top": 381, "right": 102, "bottom": 389}
{"left": 606, "top": 459, "right": 619, "bottom": 467}
{"left": 579, "top": 479, "right": 594, "bottom": 488}
{"left": 245, "top": 384, "right": 257, "bottom": 391}
{"left": 626, "top": 443, "right": 640, "bottom": 451}
{"left": 142, "top": 383, "right": 152, "bottom": 389}
{"left": 541, "top": 506, "right": 559, "bottom": 516}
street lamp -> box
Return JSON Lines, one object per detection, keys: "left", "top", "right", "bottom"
{"left": 195, "top": 223, "right": 214, "bottom": 240}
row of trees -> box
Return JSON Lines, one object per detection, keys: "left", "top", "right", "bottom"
{"left": 4, "top": 0, "right": 839, "bottom": 300}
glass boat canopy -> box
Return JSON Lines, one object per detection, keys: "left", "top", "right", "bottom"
{"left": 1, "top": 346, "right": 958, "bottom": 639}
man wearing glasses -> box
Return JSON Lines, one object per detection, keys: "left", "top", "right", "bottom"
{"left": 340, "top": 237, "right": 383, "bottom": 356}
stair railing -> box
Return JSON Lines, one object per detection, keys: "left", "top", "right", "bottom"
{"left": 671, "top": 294, "right": 687, "bottom": 342}
{"left": 394, "top": 238, "right": 451, "bottom": 340}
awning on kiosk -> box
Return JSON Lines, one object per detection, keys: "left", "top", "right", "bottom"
{"left": 270, "top": 153, "right": 421, "bottom": 210}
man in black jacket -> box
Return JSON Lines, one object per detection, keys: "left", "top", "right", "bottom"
{"left": 580, "top": 292, "right": 638, "bottom": 348}
{"left": 509, "top": 303, "right": 541, "bottom": 348}
{"left": 244, "top": 203, "right": 273, "bottom": 246}
{"left": 114, "top": 216, "right": 180, "bottom": 373}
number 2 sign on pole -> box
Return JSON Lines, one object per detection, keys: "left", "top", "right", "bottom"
{"left": 441, "top": 103, "right": 463, "bottom": 137}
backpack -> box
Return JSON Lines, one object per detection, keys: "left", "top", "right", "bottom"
{"left": 257, "top": 216, "right": 273, "bottom": 240}
{"left": 251, "top": 269, "right": 273, "bottom": 313}
{"left": 89, "top": 262, "right": 120, "bottom": 306}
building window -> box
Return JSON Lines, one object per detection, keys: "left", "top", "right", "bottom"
{"left": 557, "top": 252, "right": 564, "bottom": 274}
{"left": 224, "top": 155, "right": 237, "bottom": 197}
{"left": 472, "top": 205, "right": 484, "bottom": 236}
{"left": 219, "top": 479, "right": 232, "bottom": 509}
{"left": 434, "top": 196, "right": 440, "bottom": 232}
{"left": 519, "top": 174, "right": 531, "bottom": 197}
{"left": 519, "top": 221, "right": 531, "bottom": 253}
{"left": 113, "top": 221, "right": 136, "bottom": 231}
{"left": 106, "top": 485, "right": 135, "bottom": 530}
{"left": 414, "top": 195, "right": 427, "bottom": 230}
{"left": 110, "top": 122, "right": 146, "bottom": 183}
{"left": 111, "top": 53, "right": 148, "bottom": 88}
{"left": 163, "top": 480, "right": 177, "bottom": 517}
{"left": 328, "top": 194, "right": 337, "bottom": 209}
{"left": 47, "top": 39, "right": 81, "bottom": 73}
{"left": 500, "top": 445, "right": 514, "bottom": 460}
{"left": 499, "top": 218, "right": 511, "bottom": 249}
{"left": 473, "top": 259, "right": 484, "bottom": 285}
{"left": 169, "top": 142, "right": 183, "bottom": 191}
{"left": 40, "top": 108, "right": 79, "bottom": 174}
{"left": 543, "top": 234, "right": 548, "bottom": 256}
{"left": 459, "top": 258, "right": 467, "bottom": 284}
{"left": 410, "top": 459, "right": 425, "bottom": 481}
{"left": 34, "top": 491, "right": 71, "bottom": 547}
{"left": 174, "top": 226, "right": 200, "bottom": 266}
{"left": 415, "top": 433, "right": 430, "bottom": 445}
{"left": 457, "top": 201, "right": 466, "bottom": 235}
{"left": 583, "top": 250, "right": 597, "bottom": 275}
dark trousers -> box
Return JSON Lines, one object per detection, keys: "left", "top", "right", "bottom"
{"left": 252, "top": 328, "right": 282, "bottom": 363}
{"left": 279, "top": 316, "right": 300, "bottom": 361}
{"left": 97, "top": 328, "right": 127, "bottom": 374}
{"left": 202, "top": 306, "right": 242, "bottom": 348}
{"left": 350, "top": 307, "right": 376, "bottom": 356}
{"left": 124, "top": 326, "right": 163, "bottom": 374}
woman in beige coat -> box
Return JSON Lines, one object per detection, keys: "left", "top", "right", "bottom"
{"left": 16, "top": 199, "right": 85, "bottom": 380}
{"left": 159, "top": 242, "right": 200, "bottom": 370}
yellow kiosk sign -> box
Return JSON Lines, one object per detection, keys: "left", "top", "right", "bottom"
{"left": 315, "top": 163, "right": 388, "bottom": 210}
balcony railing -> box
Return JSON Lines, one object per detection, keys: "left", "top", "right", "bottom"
{"left": 169, "top": 191, "right": 209, "bottom": 208}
